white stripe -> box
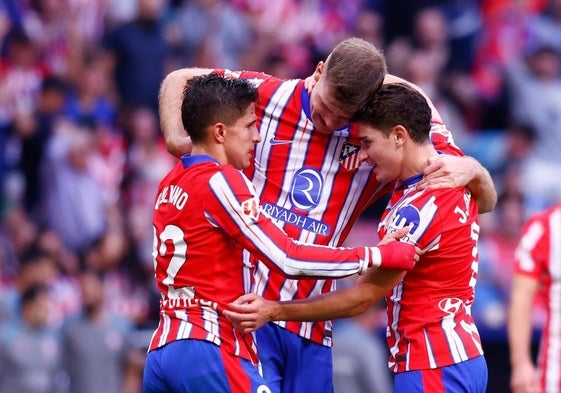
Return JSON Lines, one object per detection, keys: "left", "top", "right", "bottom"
{"left": 389, "top": 282, "right": 404, "bottom": 372}
{"left": 242, "top": 249, "right": 253, "bottom": 294}
{"left": 441, "top": 314, "right": 469, "bottom": 363}
{"left": 158, "top": 313, "right": 171, "bottom": 347}
{"left": 254, "top": 261, "right": 270, "bottom": 297}
{"left": 252, "top": 79, "right": 302, "bottom": 199}
{"left": 174, "top": 310, "right": 191, "bottom": 340}
{"left": 202, "top": 306, "right": 221, "bottom": 345}
{"left": 545, "top": 208, "right": 561, "bottom": 391}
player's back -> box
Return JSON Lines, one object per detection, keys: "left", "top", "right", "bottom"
{"left": 149, "top": 157, "right": 256, "bottom": 361}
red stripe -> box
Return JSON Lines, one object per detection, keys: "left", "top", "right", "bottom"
{"left": 421, "top": 367, "right": 446, "bottom": 393}
{"left": 220, "top": 346, "right": 253, "bottom": 393}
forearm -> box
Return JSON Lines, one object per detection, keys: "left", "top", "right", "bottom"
{"left": 272, "top": 269, "right": 404, "bottom": 321}
{"left": 464, "top": 156, "right": 497, "bottom": 213}
{"left": 159, "top": 67, "right": 212, "bottom": 157}
{"left": 508, "top": 275, "right": 538, "bottom": 368}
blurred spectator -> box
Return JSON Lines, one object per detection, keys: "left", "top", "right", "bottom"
{"left": 503, "top": 29, "right": 561, "bottom": 213}
{"left": 402, "top": 50, "right": 470, "bottom": 146}
{"left": 0, "top": 284, "right": 64, "bottom": 393}
{"left": 0, "top": 245, "right": 57, "bottom": 324}
{"left": 385, "top": 6, "right": 451, "bottom": 83}
{"left": 165, "top": 0, "right": 252, "bottom": 70}
{"left": 102, "top": 0, "right": 171, "bottom": 113}
{"left": 0, "top": 27, "right": 48, "bottom": 123}
{"left": 41, "top": 120, "right": 107, "bottom": 255}
{"left": 472, "top": 0, "right": 544, "bottom": 100}
{"left": 441, "top": 0, "right": 483, "bottom": 73}
{"left": 353, "top": 7, "right": 385, "bottom": 49}
{"left": 60, "top": 268, "right": 144, "bottom": 393}
{"left": 15, "top": 76, "right": 68, "bottom": 215}
{"left": 526, "top": 0, "right": 561, "bottom": 50}
{"left": 473, "top": 191, "right": 528, "bottom": 336}
{"left": 122, "top": 106, "right": 176, "bottom": 269}
{"left": 0, "top": 28, "right": 48, "bottom": 198}
{"left": 19, "top": 0, "right": 83, "bottom": 78}
{"left": 0, "top": 204, "right": 37, "bottom": 273}
{"left": 63, "top": 49, "right": 118, "bottom": 131}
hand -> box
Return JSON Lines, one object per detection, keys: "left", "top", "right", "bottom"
{"left": 378, "top": 226, "right": 411, "bottom": 245}
{"left": 510, "top": 362, "right": 541, "bottom": 393}
{"left": 417, "top": 155, "right": 476, "bottom": 190}
{"left": 223, "top": 294, "right": 275, "bottom": 334}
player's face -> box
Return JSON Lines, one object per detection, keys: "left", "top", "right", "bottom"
{"left": 224, "top": 102, "right": 260, "bottom": 170}
{"left": 358, "top": 124, "right": 402, "bottom": 183}
{"left": 309, "top": 66, "right": 353, "bottom": 134}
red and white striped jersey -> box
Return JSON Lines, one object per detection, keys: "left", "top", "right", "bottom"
{"left": 148, "top": 155, "right": 374, "bottom": 362}
{"left": 378, "top": 175, "right": 483, "bottom": 372}
{"left": 216, "top": 69, "right": 464, "bottom": 346}
{"left": 513, "top": 204, "right": 561, "bottom": 392}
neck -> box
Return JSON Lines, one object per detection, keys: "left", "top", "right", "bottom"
{"left": 191, "top": 145, "right": 226, "bottom": 165}
{"left": 400, "top": 142, "right": 438, "bottom": 180}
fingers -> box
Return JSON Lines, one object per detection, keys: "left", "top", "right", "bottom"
{"left": 222, "top": 310, "right": 258, "bottom": 334}
{"left": 230, "top": 293, "right": 258, "bottom": 305}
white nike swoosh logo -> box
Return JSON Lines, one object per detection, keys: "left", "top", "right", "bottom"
{"left": 269, "top": 138, "right": 294, "bottom": 145}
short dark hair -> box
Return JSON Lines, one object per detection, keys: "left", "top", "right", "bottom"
{"left": 353, "top": 83, "right": 431, "bottom": 144}
{"left": 181, "top": 74, "right": 259, "bottom": 143}
{"left": 324, "top": 37, "right": 387, "bottom": 114}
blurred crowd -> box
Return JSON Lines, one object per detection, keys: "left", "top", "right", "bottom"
{"left": 1, "top": 0, "right": 560, "bottom": 392}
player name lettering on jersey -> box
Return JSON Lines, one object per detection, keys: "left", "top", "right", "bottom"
{"left": 262, "top": 203, "right": 330, "bottom": 235}
{"left": 160, "top": 297, "right": 218, "bottom": 310}
{"left": 155, "top": 185, "right": 189, "bottom": 210}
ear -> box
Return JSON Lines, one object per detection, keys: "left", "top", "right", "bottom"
{"left": 313, "top": 61, "right": 324, "bottom": 82}
{"left": 393, "top": 125, "right": 408, "bottom": 147}
{"left": 212, "top": 123, "right": 226, "bottom": 144}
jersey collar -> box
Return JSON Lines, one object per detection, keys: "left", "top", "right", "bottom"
{"left": 397, "top": 173, "right": 424, "bottom": 189}
{"left": 181, "top": 154, "right": 219, "bottom": 168}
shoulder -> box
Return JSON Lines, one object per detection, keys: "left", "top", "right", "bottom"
{"left": 210, "top": 165, "right": 255, "bottom": 193}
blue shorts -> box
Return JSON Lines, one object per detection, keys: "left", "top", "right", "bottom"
{"left": 143, "top": 339, "right": 271, "bottom": 393}
{"left": 393, "top": 355, "right": 488, "bottom": 393}
{"left": 255, "top": 322, "right": 333, "bottom": 393}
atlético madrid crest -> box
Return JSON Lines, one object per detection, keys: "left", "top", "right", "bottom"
{"left": 339, "top": 142, "right": 361, "bottom": 171}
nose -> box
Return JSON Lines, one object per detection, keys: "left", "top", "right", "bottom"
{"left": 252, "top": 126, "right": 261, "bottom": 143}
{"left": 358, "top": 149, "right": 369, "bottom": 163}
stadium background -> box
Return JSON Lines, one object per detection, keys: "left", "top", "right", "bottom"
{"left": 1, "top": 0, "right": 559, "bottom": 392}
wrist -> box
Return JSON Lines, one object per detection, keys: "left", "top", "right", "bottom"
{"left": 270, "top": 301, "right": 283, "bottom": 322}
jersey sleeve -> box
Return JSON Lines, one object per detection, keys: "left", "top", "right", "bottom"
{"left": 429, "top": 119, "right": 464, "bottom": 157}
{"left": 204, "top": 166, "right": 371, "bottom": 278}
{"left": 513, "top": 213, "right": 548, "bottom": 280}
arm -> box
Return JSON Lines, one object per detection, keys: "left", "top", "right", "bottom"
{"left": 384, "top": 74, "right": 497, "bottom": 213}
{"left": 223, "top": 267, "right": 405, "bottom": 333}
{"left": 209, "top": 170, "right": 418, "bottom": 279}
{"left": 159, "top": 67, "right": 214, "bottom": 157}
{"left": 508, "top": 274, "right": 541, "bottom": 393}
{"left": 418, "top": 155, "right": 497, "bottom": 213}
